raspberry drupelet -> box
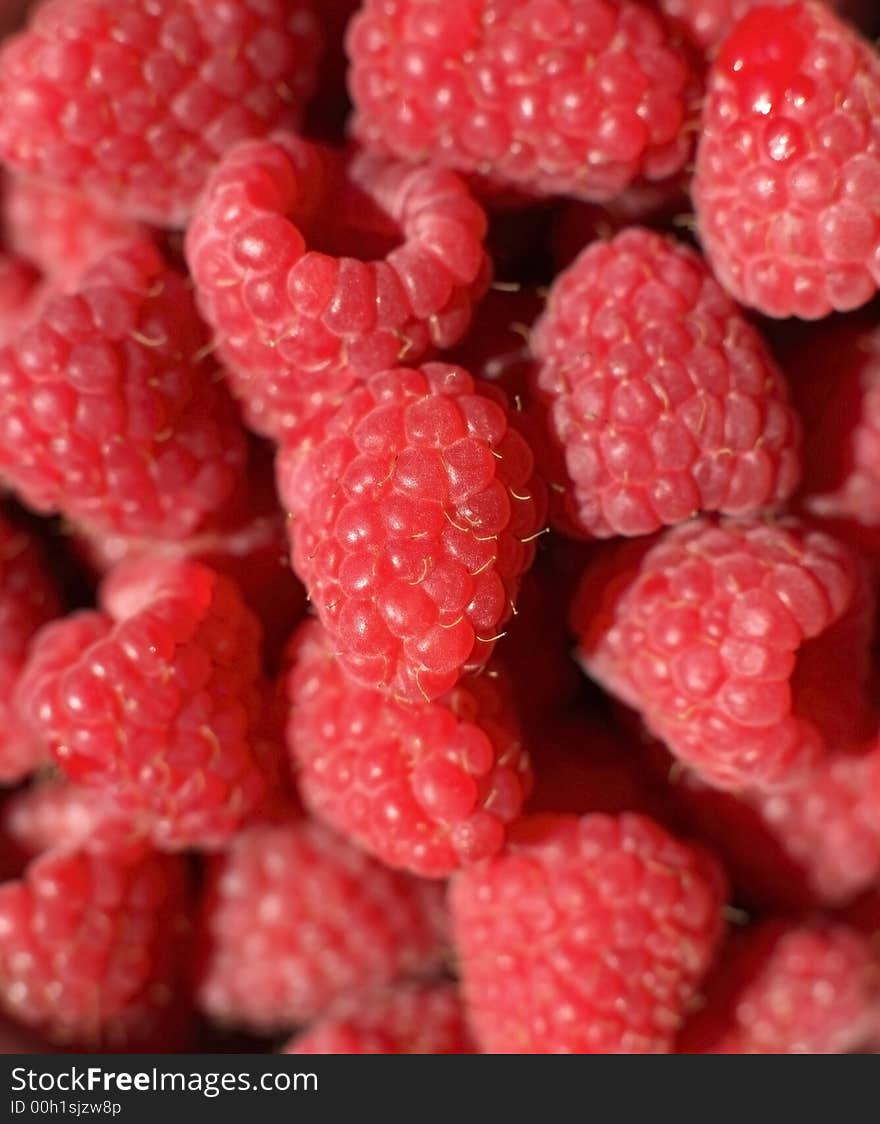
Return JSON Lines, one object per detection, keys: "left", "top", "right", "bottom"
{"left": 0, "top": 240, "right": 248, "bottom": 541}
{"left": 451, "top": 812, "right": 727, "bottom": 1054}
{"left": 277, "top": 362, "right": 545, "bottom": 702}
{"left": 531, "top": 228, "right": 800, "bottom": 539}
{"left": 693, "top": 1, "right": 880, "bottom": 319}
{"left": 678, "top": 917, "right": 879, "bottom": 1053}
{"left": 283, "top": 982, "right": 474, "bottom": 1055}
{"left": 196, "top": 819, "right": 449, "bottom": 1033}
{"left": 573, "top": 518, "right": 875, "bottom": 791}
{"left": 0, "top": 0, "right": 323, "bottom": 227}
{"left": 0, "top": 845, "right": 191, "bottom": 1049}
{"left": 347, "top": 0, "right": 697, "bottom": 203}
{"left": 16, "top": 558, "right": 271, "bottom": 851}
{"left": 0, "top": 512, "right": 61, "bottom": 783}
{"left": 186, "top": 135, "right": 491, "bottom": 443}
{"left": 286, "top": 619, "right": 531, "bottom": 877}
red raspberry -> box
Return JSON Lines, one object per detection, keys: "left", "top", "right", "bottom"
{"left": 3, "top": 781, "right": 143, "bottom": 861}
{"left": 693, "top": 1, "right": 880, "bottom": 318}
{"left": 451, "top": 812, "right": 727, "bottom": 1053}
{"left": 679, "top": 918, "right": 879, "bottom": 1053}
{"left": 0, "top": 254, "right": 41, "bottom": 344}
{"left": 574, "top": 518, "right": 875, "bottom": 791}
{"left": 347, "top": 0, "right": 697, "bottom": 202}
{"left": 286, "top": 619, "right": 531, "bottom": 877}
{"left": 186, "top": 136, "right": 491, "bottom": 443}
{"left": 4, "top": 176, "right": 146, "bottom": 288}
{"left": 16, "top": 558, "right": 270, "bottom": 851}
{"left": 671, "top": 747, "right": 880, "bottom": 908}
{"left": 283, "top": 982, "right": 474, "bottom": 1054}
{"left": 0, "top": 845, "right": 191, "bottom": 1048}
{"left": 0, "top": 512, "right": 61, "bottom": 784}
{"left": 0, "top": 240, "right": 248, "bottom": 541}
{"left": 531, "top": 228, "right": 800, "bottom": 539}
{"left": 278, "top": 363, "right": 545, "bottom": 702}
{"left": 0, "top": 0, "right": 323, "bottom": 226}
{"left": 196, "top": 819, "right": 449, "bottom": 1033}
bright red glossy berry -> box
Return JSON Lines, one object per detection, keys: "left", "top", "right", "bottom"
{"left": 451, "top": 812, "right": 727, "bottom": 1053}
{"left": 278, "top": 363, "right": 545, "bottom": 702}
{"left": 196, "top": 819, "right": 449, "bottom": 1033}
{"left": 347, "top": 0, "right": 697, "bottom": 202}
{"left": 186, "top": 135, "right": 490, "bottom": 443}
{"left": 694, "top": 1, "right": 880, "bottom": 318}
{"left": 0, "top": 0, "right": 323, "bottom": 226}
{"left": 16, "top": 558, "right": 270, "bottom": 850}
{"left": 531, "top": 228, "right": 800, "bottom": 538}
{"left": 574, "top": 518, "right": 874, "bottom": 790}
{"left": 286, "top": 619, "right": 531, "bottom": 877}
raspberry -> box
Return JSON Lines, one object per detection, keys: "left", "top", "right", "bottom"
{"left": 3, "top": 781, "right": 143, "bottom": 861}
{"left": 574, "top": 518, "right": 875, "bottom": 790}
{"left": 671, "top": 747, "right": 880, "bottom": 908}
{"left": 278, "top": 363, "right": 545, "bottom": 702}
{"left": 0, "top": 0, "right": 323, "bottom": 226}
{"left": 531, "top": 229, "right": 800, "bottom": 539}
{"left": 679, "top": 918, "right": 879, "bottom": 1053}
{"left": 286, "top": 619, "right": 531, "bottom": 877}
{"left": 0, "top": 240, "right": 248, "bottom": 541}
{"left": 0, "top": 845, "right": 191, "bottom": 1048}
{"left": 196, "top": 819, "right": 449, "bottom": 1033}
{"left": 693, "top": 1, "right": 880, "bottom": 318}
{"left": 451, "top": 812, "right": 727, "bottom": 1053}
{"left": 283, "top": 982, "right": 474, "bottom": 1054}
{"left": 0, "top": 254, "right": 41, "bottom": 344}
{"left": 0, "top": 512, "right": 61, "bottom": 784}
{"left": 4, "top": 176, "right": 146, "bottom": 288}
{"left": 186, "top": 135, "right": 491, "bottom": 443}
{"left": 16, "top": 558, "right": 271, "bottom": 851}
{"left": 347, "top": 0, "right": 697, "bottom": 202}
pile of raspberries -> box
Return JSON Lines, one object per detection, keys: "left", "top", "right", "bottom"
{"left": 0, "top": 0, "right": 879, "bottom": 1057}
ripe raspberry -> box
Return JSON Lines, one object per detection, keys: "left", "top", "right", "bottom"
{"left": 283, "top": 982, "right": 474, "bottom": 1054}
{"left": 573, "top": 518, "right": 874, "bottom": 790}
{"left": 4, "top": 176, "right": 146, "bottom": 288}
{"left": 0, "top": 254, "right": 41, "bottom": 344}
{"left": 693, "top": 1, "right": 880, "bottom": 318}
{"left": 278, "top": 363, "right": 545, "bottom": 702}
{"left": 671, "top": 747, "right": 880, "bottom": 908}
{"left": 679, "top": 918, "right": 879, "bottom": 1053}
{"left": 531, "top": 229, "right": 800, "bottom": 539}
{"left": 0, "top": 845, "right": 190, "bottom": 1048}
{"left": 196, "top": 819, "right": 448, "bottom": 1033}
{"left": 186, "top": 135, "right": 491, "bottom": 443}
{"left": 0, "top": 512, "right": 61, "bottom": 784}
{"left": 347, "top": 0, "right": 697, "bottom": 202}
{"left": 451, "top": 812, "right": 727, "bottom": 1053}
{"left": 286, "top": 619, "right": 531, "bottom": 877}
{"left": 3, "top": 780, "right": 143, "bottom": 861}
{"left": 0, "top": 241, "right": 248, "bottom": 541}
{"left": 16, "top": 558, "right": 270, "bottom": 851}
{"left": 0, "top": 0, "right": 323, "bottom": 226}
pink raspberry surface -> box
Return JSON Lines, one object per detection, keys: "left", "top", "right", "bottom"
{"left": 574, "top": 518, "right": 874, "bottom": 790}
{"left": 679, "top": 918, "right": 879, "bottom": 1053}
{"left": 531, "top": 228, "right": 800, "bottom": 538}
{"left": 278, "top": 363, "right": 545, "bottom": 702}
{"left": 16, "top": 558, "right": 271, "bottom": 850}
{"left": 0, "top": 512, "right": 60, "bottom": 784}
{"left": 693, "top": 1, "right": 880, "bottom": 318}
{"left": 186, "top": 135, "right": 490, "bottom": 443}
{"left": 0, "top": 0, "right": 323, "bottom": 226}
{"left": 286, "top": 619, "right": 532, "bottom": 877}
{"left": 347, "top": 0, "right": 697, "bottom": 202}
{"left": 3, "top": 780, "right": 144, "bottom": 862}
{"left": 0, "top": 845, "right": 191, "bottom": 1048}
{"left": 196, "top": 819, "right": 448, "bottom": 1033}
{"left": 451, "top": 812, "right": 727, "bottom": 1053}
{"left": 284, "top": 981, "right": 474, "bottom": 1055}
{"left": 4, "top": 176, "right": 146, "bottom": 288}
{"left": 0, "top": 240, "right": 248, "bottom": 540}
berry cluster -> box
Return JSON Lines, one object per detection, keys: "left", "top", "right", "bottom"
{"left": 0, "top": 0, "right": 878, "bottom": 1058}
